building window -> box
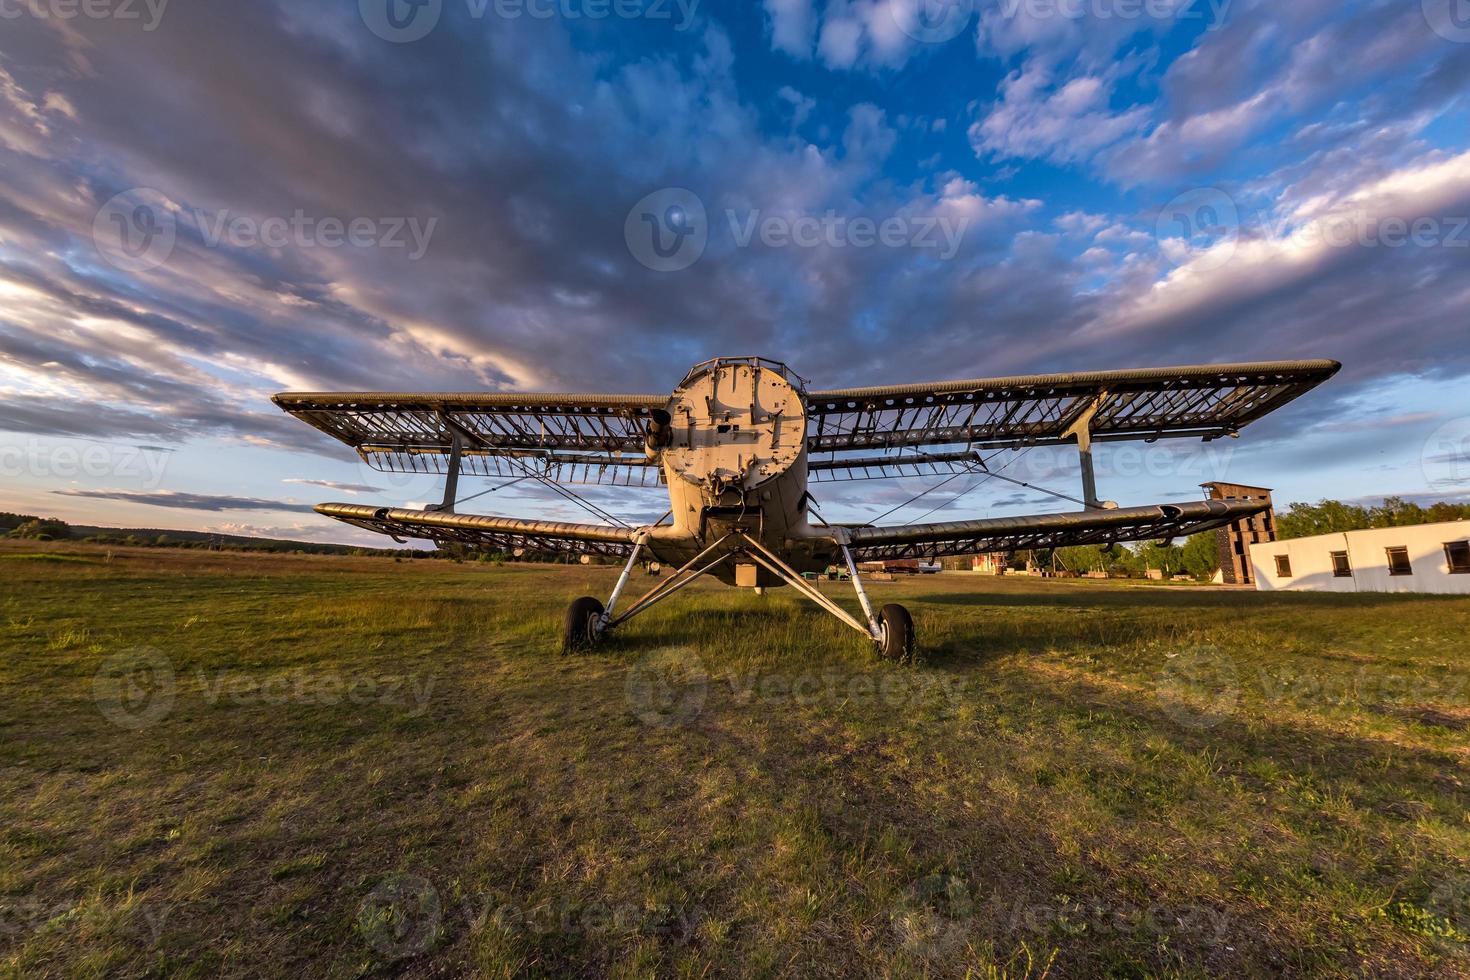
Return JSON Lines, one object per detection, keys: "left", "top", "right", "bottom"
{"left": 1447, "top": 541, "right": 1470, "bottom": 575}
{"left": 1331, "top": 551, "right": 1352, "bottom": 578}
{"left": 1386, "top": 547, "right": 1413, "bottom": 577}
{"left": 1274, "top": 555, "right": 1292, "bottom": 578}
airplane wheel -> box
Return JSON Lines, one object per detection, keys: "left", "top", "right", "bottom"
{"left": 876, "top": 604, "right": 915, "bottom": 661}
{"left": 563, "top": 596, "right": 605, "bottom": 652}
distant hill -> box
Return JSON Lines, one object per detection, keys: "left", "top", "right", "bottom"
{"left": 2, "top": 511, "right": 407, "bottom": 556}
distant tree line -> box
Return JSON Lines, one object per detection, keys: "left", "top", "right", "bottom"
{"left": 1041, "top": 497, "right": 1469, "bottom": 581}
{"left": 1, "top": 512, "right": 575, "bottom": 563}
{"left": 1, "top": 513, "right": 408, "bottom": 557}
{"left": 1049, "top": 532, "right": 1219, "bottom": 579}
{"left": 1276, "top": 497, "right": 1470, "bottom": 540}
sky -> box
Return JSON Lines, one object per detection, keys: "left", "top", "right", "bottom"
{"left": 1, "top": 0, "right": 1469, "bottom": 545}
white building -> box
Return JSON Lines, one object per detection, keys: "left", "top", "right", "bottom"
{"left": 1250, "top": 521, "right": 1470, "bottom": 594}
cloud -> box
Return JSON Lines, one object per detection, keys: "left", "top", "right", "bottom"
{"left": 283, "top": 478, "right": 384, "bottom": 494}
{"left": 970, "top": 62, "right": 1150, "bottom": 166}
{"left": 0, "top": 0, "right": 1466, "bottom": 543}
{"left": 765, "top": 0, "right": 816, "bottom": 57}
{"left": 53, "top": 489, "right": 317, "bottom": 513}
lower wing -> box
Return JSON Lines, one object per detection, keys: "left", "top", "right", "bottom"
{"left": 845, "top": 499, "right": 1261, "bottom": 561}
{"left": 315, "top": 503, "right": 639, "bottom": 557}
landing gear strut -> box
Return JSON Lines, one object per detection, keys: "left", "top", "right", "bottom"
{"left": 562, "top": 530, "right": 917, "bottom": 659}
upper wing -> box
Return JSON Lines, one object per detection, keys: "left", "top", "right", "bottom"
{"left": 315, "top": 503, "right": 639, "bottom": 556}
{"left": 806, "top": 360, "right": 1339, "bottom": 458}
{"left": 271, "top": 391, "right": 667, "bottom": 486}
{"left": 846, "top": 499, "right": 1262, "bottom": 561}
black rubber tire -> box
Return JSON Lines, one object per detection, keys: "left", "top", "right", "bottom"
{"left": 563, "top": 596, "right": 605, "bottom": 652}
{"left": 876, "top": 604, "right": 915, "bottom": 661}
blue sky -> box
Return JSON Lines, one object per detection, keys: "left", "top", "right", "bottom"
{"left": 1, "top": 0, "right": 1469, "bottom": 543}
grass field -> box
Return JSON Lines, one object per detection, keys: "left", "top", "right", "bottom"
{"left": 2, "top": 540, "right": 1469, "bottom": 978}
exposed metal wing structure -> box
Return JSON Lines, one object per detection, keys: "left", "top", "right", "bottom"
{"left": 317, "top": 498, "right": 1260, "bottom": 565}
{"left": 280, "top": 356, "right": 1339, "bottom": 656}
{"left": 805, "top": 360, "right": 1341, "bottom": 456}
{"left": 271, "top": 391, "right": 667, "bottom": 487}
{"left": 275, "top": 360, "right": 1339, "bottom": 487}
{"left": 845, "top": 498, "right": 1264, "bottom": 561}
{"left": 315, "top": 503, "right": 639, "bottom": 557}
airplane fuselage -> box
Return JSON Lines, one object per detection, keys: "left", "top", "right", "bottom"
{"left": 642, "top": 359, "right": 834, "bottom": 585}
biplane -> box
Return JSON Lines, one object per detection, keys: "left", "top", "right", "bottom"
{"left": 274, "top": 356, "right": 1339, "bottom": 658}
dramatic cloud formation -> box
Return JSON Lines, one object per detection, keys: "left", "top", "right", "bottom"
{"left": 0, "top": 0, "right": 1466, "bottom": 538}
{"left": 53, "top": 490, "right": 317, "bottom": 513}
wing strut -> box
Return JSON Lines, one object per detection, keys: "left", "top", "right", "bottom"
{"left": 1062, "top": 392, "right": 1108, "bottom": 510}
